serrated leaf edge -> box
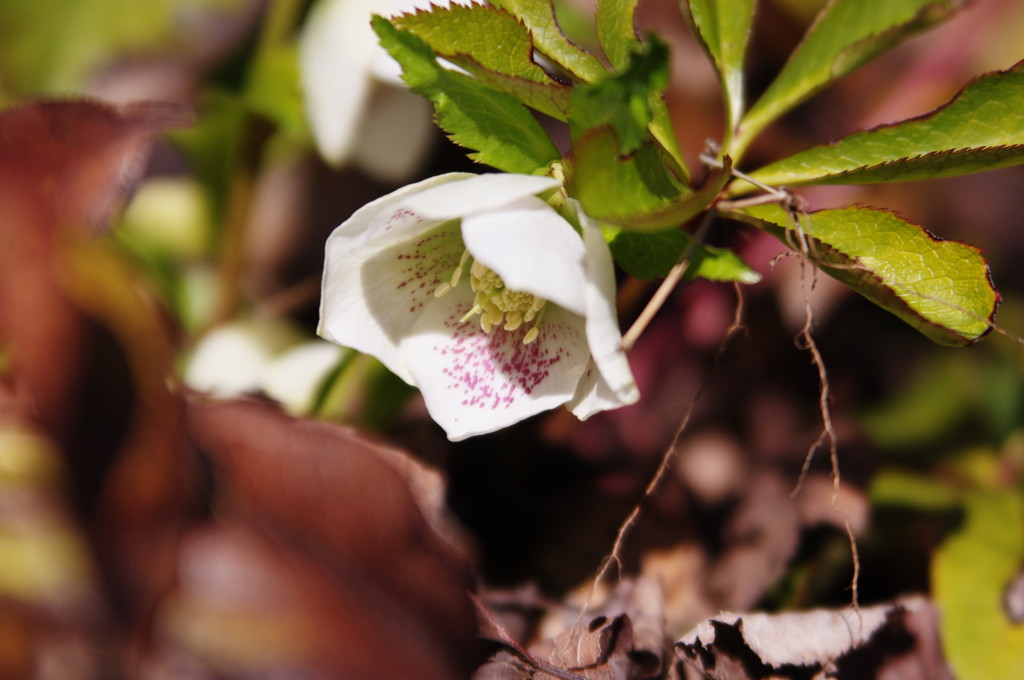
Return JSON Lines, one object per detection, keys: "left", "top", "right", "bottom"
{"left": 726, "top": 204, "right": 1000, "bottom": 346}
{"left": 392, "top": 5, "right": 550, "bottom": 78}
{"left": 742, "top": 58, "right": 1024, "bottom": 189}
{"left": 757, "top": 145, "right": 1024, "bottom": 188}
{"left": 733, "top": 0, "right": 963, "bottom": 158}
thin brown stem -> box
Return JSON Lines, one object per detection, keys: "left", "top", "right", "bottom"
{"left": 567, "top": 284, "right": 748, "bottom": 654}
{"left": 790, "top": 255, "right": 861, "bottom": 614}
{"left": 621, "top": 210, "right": 715, "bottom": 352}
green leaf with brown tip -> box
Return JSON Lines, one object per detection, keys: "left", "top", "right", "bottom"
{"left": 742, "top": 60, "right": 1024, "bottom": 187}
{"left": 732, "top": 0, "right": 963, "bottom": 158}
{"left": 728, "top": 203, "right": 998, "bottom": 346}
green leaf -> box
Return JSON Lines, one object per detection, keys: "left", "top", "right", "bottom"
{"left": 691, "top": 243, "right": 763, "bottom": 283}
{"left": 680, "top": 0, "right": 756, "bottom": 138}
{"left": 569, "top": 36, "right": 670, "bottom": 153}
{"left": 392, "top": 4, "right": 572, "bottom": 119}
{"left": 596, "top": 0, "right": 640, "bottom": 71}
{"left": 606, "top": 226, "right": 686, "bottom": 278}
{"left": 373, "top": 17, "right": 560, "bottom": 174}
{"left": 169, "top": 92, "right": 248, "bottom": 222}
{"left": 933, "top": 490, "right": 1024, "bottom": 680}
{"left": 570, "top": 126, "right": 727, "bottom": 231}
{"left": 869, "top": 469, "right": 960, "bottom": 511}
{"left": 728, "top": 203, "right": 998, "bottom": 346}
{"left": 394, "top": 4, "right": 549, "bottom": 84}
{"left": 489, "top": 0, "right": 606, "bottom": 82}
{"left": 743, "top": 60, "right": 1024, "bottom": 187}
{"left": 606, "top": 226, "right": 761, "bottom": 282}
{"left": 316, "top": 352, "right": 416, "bottom": 428}
{"left": 571, "top": 127, "right": 681, "bottom": 221}
{"left": 732, "top": 0, "right": 963, "bottom": 158}
{"left": 859, "top": 355, "right": 976, "bottom": 449}
{"left": 649, "top": 94, "right": 690, "bottom": 182}
{"left": 569, "top": 34, "right": 688, "bottom": 178}
{"left": 469, "top": 69, "right": 571, "bottom": 121}
{"left": 245, "top": 43, "right": 307, "bottom": 136}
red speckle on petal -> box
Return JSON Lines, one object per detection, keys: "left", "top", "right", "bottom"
{"left": 432, "top": 307, "right": 578, "bottom": 411}
{"left": 385, "top": 208, "right": 422, "bottom": 231}
{"left": 382, "top": 221, "right": 461, "bottom": 320}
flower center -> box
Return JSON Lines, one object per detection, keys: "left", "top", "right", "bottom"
{"left": 434, "top": 252, "right": 547, "bottom": 344}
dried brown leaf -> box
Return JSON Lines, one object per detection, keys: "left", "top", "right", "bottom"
{"left": 541, "top": 614, "right": 634, "bottom": 680}
{"left": 473, "top": 578, "right": 670, "bottom": 680}
{"left": 186, "top": 399, "right": 478, "bottom": 680}
{"left": 675, "top": 596, "right": 953, "bottom": 680}
{"left": 707, "top": 472, "right": 801, "bottom": 611}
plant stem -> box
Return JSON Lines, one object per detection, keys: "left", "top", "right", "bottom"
{"left": 621, "top": 209, "right": 715, "bottom": 352}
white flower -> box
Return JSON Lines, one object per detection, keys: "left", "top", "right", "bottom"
{"left": 318, "top": 172, "right": 639, "bottom": 441}
{"left": 185, "top": 321, "right": 345, "bottom": 416}
{"left": 299, "top": 0, "right": 464, "bottom": 182}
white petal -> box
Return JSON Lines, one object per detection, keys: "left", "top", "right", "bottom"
{"left": 317, "top": 175, "right": 469, "bottom": 383}
{"left": 261, "top": 341, "right": 346, "bottom": 415}
{"left": 566, "top": 203, "right": 639, "bottom": 417}
{"left": 369, "top": 48, "right": 405, "bottom": 87}
{"left": 320, "top": 219, "right": 464, "bottom": 384}
{"left": 185, "top": 324, "right": 279, "bottom": 397}
{"left": 299, "top": 0, "right": 380, "bottom": 165}
{"left": 351, "top": 86, "right": 435, "bottom": 183}
{"left": 317, "top": 173, "right": 478, "bottom": 383}
{"left": 566, "top": 352, "right": 640, "bottom": 419}
{"left": 460, "top": 196, "right": 587, "bottom": 316}
{"left": 329, "top": 172, "right": 472, "bottom": 248}
{"left": 403, "top": 173, "right": 560, "bottom": 221}
{"left": 566, "top": 361, "right": 629, "bottom": 420}
{"left": 403, "top": 287, "right": 589, "bottom": 440}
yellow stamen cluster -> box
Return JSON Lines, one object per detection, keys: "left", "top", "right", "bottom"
{"left": 434, "top": 251, "right": 546, "bottom": 344}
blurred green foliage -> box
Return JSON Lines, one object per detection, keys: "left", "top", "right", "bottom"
{"left": 0, "top": 0, "right": 240, "bottom": 97}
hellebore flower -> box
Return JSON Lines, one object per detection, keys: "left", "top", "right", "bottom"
{"left": 318, "top": 173, "right": 639, "bottom": 440}
{"left": 184, "top": 320, "right": 345, "bottom": 416}
{"left": 299, "top": 0, "right": 460, "bottom": 182}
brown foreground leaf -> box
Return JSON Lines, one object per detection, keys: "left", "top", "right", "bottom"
{"left": 0, "top": 99, "right": 191, "bottom": 440}
{"left": 184, "top": 398, "right": 479, "bottom": 680}
{"left": 0, "top": 97, "right": 478, "bottom": 679}
{"left": 0, "top": 98, "right": 197, "bottom": 675}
